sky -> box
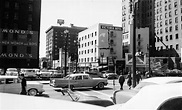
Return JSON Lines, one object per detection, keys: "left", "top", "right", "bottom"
{"left": 40, "top": 0, "right": 122, "bottom": 57}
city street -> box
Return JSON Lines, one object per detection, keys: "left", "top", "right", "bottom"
{"left": 36, "top": 79, "right": 129, "bottom": 102}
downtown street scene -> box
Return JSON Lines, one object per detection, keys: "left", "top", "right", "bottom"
{"left": 0, "top": 0, "right": 182, "bottom": 110}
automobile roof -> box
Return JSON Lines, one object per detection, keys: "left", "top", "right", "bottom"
{"left": 0, "top": 75, "right": 18, "bottom": 79}
{"left": 0, "top": 93, "right": 104, "bottom": 110}
{"left": 141, "top": 77, "right": 182, "bottom": 84}
{"left": 108, "top": 83, "right": 182, "bottom": 110}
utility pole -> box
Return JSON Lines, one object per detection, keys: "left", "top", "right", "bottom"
{"left": 131, "top": 1, "right": 137, "bottom": 88}
{"left": 64, "top": 29, "right": 69, "bottom": 76}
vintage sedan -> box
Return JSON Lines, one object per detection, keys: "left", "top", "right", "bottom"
{"left": 107, "top": 83, "right": 182, "bottom": 110}
{"left": 0, "top": 75, "right": 45, "bottom": 96}
{"left": 112, "top": 77, "right": 182, "bottom": 104}
{"left": 50, "top": 73, "right": 108, "bottom": 89}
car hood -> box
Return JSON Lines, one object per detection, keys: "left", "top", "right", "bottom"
{"left": 114, "top": 89, "right": 138, "bottom": 104}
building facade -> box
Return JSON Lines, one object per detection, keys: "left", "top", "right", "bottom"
{"left": 45, "top": 25, "right": 86, "bottom": 69}
{"left": 0, "top": 0, "right": 41, "bottom": 69}
{"left": 154, "top": 0, "right": 182, "bottom": 57}
{"left": 121, "top": 0, "right": 155, "bottom": 57}
{"left": 78, "top": 23, "right": 122, "bottom": 72}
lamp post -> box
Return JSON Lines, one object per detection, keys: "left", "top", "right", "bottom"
{"left": 131, "top": 0, "right": 137, "bottom": 88}
{"left": 64, "top": 29, "right": 69, "bottom": 76}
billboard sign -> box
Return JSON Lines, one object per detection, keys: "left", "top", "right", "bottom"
{"left": 125, "top": 53, "right": 146, "bottom": 66}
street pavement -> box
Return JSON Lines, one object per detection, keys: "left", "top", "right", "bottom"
{"left": 36, "top": 79, "right": 130, "bottom": 102}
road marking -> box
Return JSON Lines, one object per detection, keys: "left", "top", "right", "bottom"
{"left": 90, "top": 89, "right": 112, "bottom": 98}
{"left": 75, "top": 91, "right": 90, "bottom": 96}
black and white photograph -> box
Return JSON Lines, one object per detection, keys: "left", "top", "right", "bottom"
{"left": 0, "top": 0, "right": 182, "bottom": 110}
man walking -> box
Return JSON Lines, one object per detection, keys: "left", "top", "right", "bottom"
{"left": 118, "top": 74, "right": 125, "bottom": 90}
{"left": 19, "top": 74, "right": 27, "bottom": 95}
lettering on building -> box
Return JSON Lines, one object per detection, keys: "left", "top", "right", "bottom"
{"left": 1, "top": 29, "right": 34, "bottom": 34}
{"left": 0, "top": 53, "right": 33, "bottom": 58}
{"left": 101, "top": 25, "right": 123, "bottom": 31}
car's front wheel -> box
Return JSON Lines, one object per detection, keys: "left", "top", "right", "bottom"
{"left": 97, "top": 82, "right": 104, "bottom": 89}
{"left": 28, "top": 89, "right": 37, "bottom": 96}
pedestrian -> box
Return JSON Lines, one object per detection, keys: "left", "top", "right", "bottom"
{"left": 118, "top": 74, "right": 125, "bottom": 90}
{"left": 19, "top": 74, "right": 27, "bottom": 95}
{"left": 136, "top": 71, "right": 142, "bottom": 84}
{"left": 127, "top": 72, "right": 132, "bottom": 89}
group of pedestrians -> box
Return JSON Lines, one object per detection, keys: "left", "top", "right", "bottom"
{"left": 118, "top": 70, "right": 142, "bottom": 90}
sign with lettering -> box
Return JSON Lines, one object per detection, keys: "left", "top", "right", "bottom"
{"left": 0, "top": 53, "right": 33, "bottom": 58}
{"left": 100, "top": 25, "right": 122, "bottom": 31}
{"left": 1, "top": 29, "right": 33, "bottom": 34}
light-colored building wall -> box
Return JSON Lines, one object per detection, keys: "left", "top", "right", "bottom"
{"left": 78, "top": 23, "right": 122, "bottom": 69}
{"left": 154, "top": 0, "right": 182, "bottom": 57}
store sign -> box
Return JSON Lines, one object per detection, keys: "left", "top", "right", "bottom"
{"left": 0, "top": 41, "right": 37, "bottom": 46}
{"left": 101, "top": 25, "right": 122, "bottom": 31}
{"left": 0, "top": 53, "right": 33, "bottom": 58}
{"left": 1, "top": 29, "right": 33, "bottom": 34}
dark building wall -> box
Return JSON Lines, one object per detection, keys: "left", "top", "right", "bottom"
{"left": 46, "top": 26, "right": 86, "bottom": 62}
{"left": 0, "top": 0, "right": 41, "bottom": 68}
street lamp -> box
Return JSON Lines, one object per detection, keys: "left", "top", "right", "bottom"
{"left": 64, "top": 29, "right": 69, "bottom": 76}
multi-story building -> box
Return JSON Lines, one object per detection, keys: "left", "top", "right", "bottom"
{"left": 45, "top": 25, "right": 86, "bottom": 69}
{"left": 78, "top": 23, "right": 122, "bottom": 72}
{"left": 121, "top": 0, "right": 155, "bottom": 57}
{"left": 0, "top": 0, "right": 41, "bottom": 70}
{"left": 154, "top": 0, "right": 182, "bottom": 57}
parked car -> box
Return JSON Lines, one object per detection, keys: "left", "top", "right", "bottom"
{"left": 112, "top": 77, "right": 182, "bottom": 104}
{"left": 50, "top": 73, "right": 108, "bottom": 89}
{"left": 20, "top": 68, "right": 37, "bottom": 79}
{"left": 39, "top": 70, "right": 52, "bottom": 79}
{"left": 5, "top": 68, "right": 18, "bottom": 76}
{"left": 108, "top": 83, "right": 182, "bottom": 110}
{"left": 0, "top": 75, "right": 45, "bottom": 96}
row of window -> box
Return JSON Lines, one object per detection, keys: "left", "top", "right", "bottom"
{"left": 79, "top": 40, "right": 97, "bottom": 48}
{"left": 1, "top": 45, "right": 31, "bottom": 54}
{"left": 79, "top": 48, "right": 96, "bottom": 55}
{"left": 78, "top": 57, "right": 97, "bottom": 63}
{"left": 5, "top": 1, "right": 33, "bottom": 11}
{"left": 2, "top": 33, "right": 33, "bottom": 41}
{"left": 4, "top": 12, "right": 33, "bottom": 22}
{"left": 155, "top": 34, "right": 179, "bottom": 42}
{"left": 79, "top": 31, "right": 97, "bottom": 41}
{"left": 156, "top": 44, "right": 179, "bottom": 51}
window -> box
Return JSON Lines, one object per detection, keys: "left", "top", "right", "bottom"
{"left": 170, "top": 35, "right": 172, "bottom": 40}
{"left": 169, "top": 26, "right": 172, "bottom": 32}
{"left": 28, "top": 14, "right": 32, "bottom": 21}
{"left": 15, "top": 3, "right": 19, "bottom": 9}
{"left": 175, "top": 34, "right": 179, "bottom": 39}
{"left": 27, "top": 34, "right": 32, "bottom": 41}
{"left": 3, "top": 33, "right": 8, "bottom": 40}
{"left": 95, "top": 31, "right": 97, "bottom": 36}
{"left": 166, "top": 35, "right": 168, "bottom": 41}
{"left": 176, "top": 44, "right": 179, "bottom": 50}
{"left": 12, "top": 46, "right": 17, "bottom": 53}
{"left": 27, "top": 47, "right": 31, "bottom": 54}
{"left": 14, "top": 13, "right": 18, "bottom": 20}
{"left": 28, "top": 4, "right": 33, "bottom": 11}
{"left": 2, "top": 45, "right": 7, "bottom": 53}
{"left": 13, "top": 33, "right": 18, "bottom": 41}
{"left": 5, "top": 2, "right": 9, "bottom": 8}
{"left": 175, "top": 17, "right": 178, "bottom": 23}
{"left": 175, "top": 25, "right": 178, "bottom": 31}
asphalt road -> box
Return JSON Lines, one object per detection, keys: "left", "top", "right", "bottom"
{"left": 36, "top": 79, "right": 130, "bottom": 102}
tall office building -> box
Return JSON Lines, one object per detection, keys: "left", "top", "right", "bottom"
{"left": 0, "top": 0, "right": 41, "bottom": 69}
{"left": 121, "top": 0, "right": 155, "bottom": 57}
{"left": 154, "top": 0, "right": 182, "bottom": 57}
{"left": 45, "top": 25, "right": 86, "bottom": 68}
